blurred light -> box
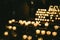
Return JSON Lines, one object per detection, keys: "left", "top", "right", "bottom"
{"left": 25, "top": 22, "right": 29, "bottom": 26}
{"left": 36, "top": 21, "right": 40, "bottom": 25}
{"left": 46, "top": 19, "right": 49, "bottom": 21}
{"left": 37, "top": 18, "right": 39, "bottom": 21}
{"left": 54, "top": 25, "right": 59, "bottom": 30}
{"left": 47, "top": 12, "right": 49, "bottom": 13}
{"left": 34, "top": 23, "right": 38, "bottom": 27}
{"left": 35, "top": 14, "right": 37, "bottom": 15}
{"left": 12, "top": 33, "right": 17, "bottom": 37}
{"left": 38, "top": 37, "right": 43, "bottom": 40}
{"left": 36, "top": 21, "right": 40, "bottom": 23}
{"left": 23, "top": 20, "right": 26, "bottom": 23}
{"left": 23, "top": 35, "right": 27, "bottom": 39}
{"left": 12, "top": 26, "right": 16, "bottom": 30}
{"left": 52, "top": 32, "right": 57, "bottom": 36}
{"left": 46, "top": 31, "right": 51, "bottom": 35}
{"left": 50, "top": 15, "right": 53, "bottom": 17}
{"left": 41, "top": 30, "right": 45, "bottom": 35}
{"left": 31, "top": 1, "right": 34, "bottom": 4}
{"left": 12, "top": 19, "right": 15, "bottom": 22}
{"left": 58, "top": 18, "right": 60, "bottom": 20}
{"left": 27, "top": 36, "right": 32, "bottom": 40}
{"left": 4, "top": 31, "right": 8, "bottom": 36}
{"left": 38, "top": 9, "right": 40, "bottom": 11}
{"left": 36, "top": 11, "right": 39, "bottom": 13}
{"left": 39, "top": 24, "right": 41, "bottom": 26}
{"left": 51, "top": 20, "right": 54, "bottom": 22}
{"left": 56, "top": 15, "right": 58, "bottom": 17}
{"left": 36, "top": 29, "right": 40, "bottom": 34}
{"left": 58, "top": 9, "right": 60, "bottom": 12}
{"left": 31, "top": 21, "right": 35, "bottom": 24}
{"left": 39, "top": 14, "right": 42, "bottom": 16}
{"left": 50, "top": 17, "right": 52, "bottom": 19}
{"left": 44, "top": 19, "right": 47, "bottom": 21}
{"left": 7, "top": 26, "right": 12, "bottom": 30}
{"left": 19, "top": 20, "right": 22, "bottom": 23}
{"left": 59, "top": 13, "right": 60, "bottom": 15}
{"left": 40, "top": 16, "right": 44, "bottom": 18}
{"left": 39, "top": 16, "right": 41, "bottom": 18}
{"left": 8, "top": 20, "right": 12, "bottom": 24}
{"left": 45, "top": 14, "right": 49, "bottom": 16}
{"left": 55, "top": 17, "right": 57, "bottom": 20}
{"left": 43, "top": 17, "right": 45, "bottom": 19}
{"left": 35, "top": 18, "right": 38, "bottom": 20}
{"left": 44, "top": 22, "right": 49, "bottom": 27}
{"left": 48, "top": 5, "right": 53, "bottom": 11}
{"left": 19, "top": 20, "right": 24, "bottom": 25}
{"left": 27, "top": 21, "right": 31, "bottom": 24}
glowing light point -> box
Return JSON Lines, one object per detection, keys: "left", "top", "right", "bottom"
{"left": 38, "top": 37, "right": 43, "bottom": 40}
{"left": 31, "top": 21, "right": 35, "bottom": 24}
{"left": 25, "top": 22, "right": 29, "bottom": 26}
{"left": 52, "top": 20, "right": 54, "bottom": 22}
{"left": 55, "top": 17, "right": 57, "bottom": 20}
{"left": 31, "top": 1, "right": 34, "bottom": 4}
{"left": 41, "top": 30, "right": 45, "bottom": 35}
{"left": 4, "top": 31, "right": 8, "bottom": 36}
{"left": 54, "top": 25, "right": 59, "bottom": 30}
{"left": 12, "top": 26, "right": 16, "bottom": 30}
{"left": 34, "top": 23, "right": 38, "bottom": 27}
{"left": 7, "top": 26, "right": 12, "bottom": 30}
{"left": 8, "top": 20, "right": 12, "bottom": 24}
{"left": 36, "top": 29, "right": 40, "bottom": 34}
{"left": 13, "top": 34, "right": 17, "bottom": 37}
{"left": 23, "top": 35, "right": 27, "bottom": 39}
{"left": 56, "top": 15, "right": 58, "bottom": 17}
{"left": 19, "top": 20, "right": 25, "bottom": 25}
{"left": 46, "top": 31, "right": 51, "bottom": 35}
{"left": 12, "top": 19, "right": 15, "bottom": 22}
{"left": 27, "top": 36, "right": 32, "bottom": 40}
{"left": 52, "top": 32, "right": 57, "bottom": 36}
{"left": 19, "top": 20, "right": 22, "bottom": 23}
{"left": 47, "top": 19, "right": 49, "bottom": 21}
{"left": 27, "top": 21, "right": 31, "bottom": 24}
{"left": 45, "top": 22, "right": 49, "bottom": 27}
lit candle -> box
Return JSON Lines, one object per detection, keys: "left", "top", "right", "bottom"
{"left": 41, "top": 30, "right": 45, "bottom": 35}
{"left": 52, "top": 32, "right": 57, "bottom": 36}
{"left": 36, "top": 29, "right": 40, "bottom": 34}
{"left": 38, "top": 37, "right": 43, "bottom": 40}
{"left": 4, "top": 31, "right": 8, "bottom": 36}
{"left": 23, "top": 35, "right": 27, "bottom": 39}
{"left": 46, "top": 31, "right": 51, "bottom": 35}
{"left": 12, "top": 26, "right": 16, "bottom": 30}
{"left": 27, "top": 36, "right": 32, "bottom": 40}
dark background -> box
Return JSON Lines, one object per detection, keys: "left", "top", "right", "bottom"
{"left": 0, "top": 0, "right": 59, "bottom": 27}
{"left": 0, "top": 0, "right": 60, "bottom": 40}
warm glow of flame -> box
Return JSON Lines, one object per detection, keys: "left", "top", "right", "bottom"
{"left": 12, "top": 19, "right": 15, "bottom": 22}
{"left": 27, "top": 36, "right": 32, "bottom": 40}
{"left": 23, "top": 35, "right": 27, "bottom": 39}
{"left": 12, "top": 26, "right": 16, "bottom": 30}
{"left": 54, "top": 25, "right": 59, "bottom": 30}
{"left": 7, "top": 26, "right": 12, "bottom": 30}
{"left": 41, "top": 30, "right": 45, "bottom": 35}
{"left": 52, "top": 32, "right": 57, "bottom": 36}
{"left": 4, "top": 31, "right": 8, "bottom": 36}
{"left": 36, "top": 29, "right": 40, "bottom": 34}
{"left": 38, "top": 37, "right": 43, "bottom": 40}
{"left": 8, "top": 20, "right": 12, "bottom": 24}
{"left": 46, "top": 31, "right": 51, "bottom": 35}
{"left": 44, "top": 22, "right": 49, "bottom": 27}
